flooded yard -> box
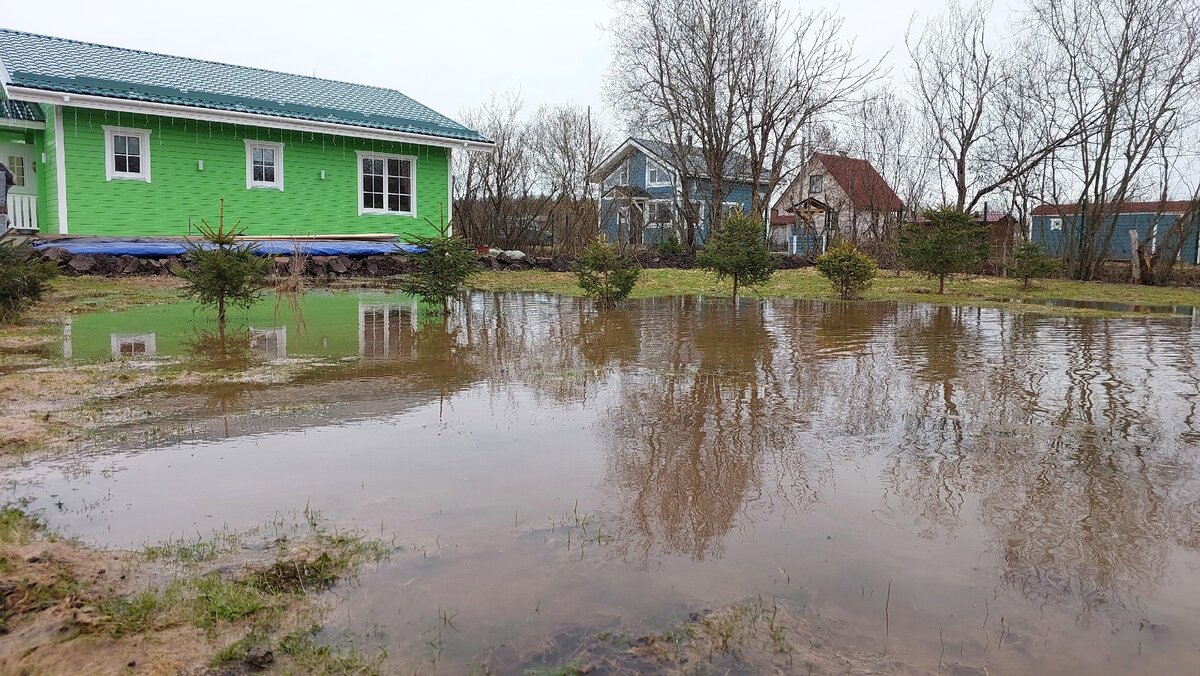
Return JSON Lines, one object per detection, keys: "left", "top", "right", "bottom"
{"left": 5, "top": 290, "right": 1200, "bottom": 673}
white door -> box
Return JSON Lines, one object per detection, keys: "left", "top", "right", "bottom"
{"left": 1, "top": 142, "right": 37, "bottom": 230}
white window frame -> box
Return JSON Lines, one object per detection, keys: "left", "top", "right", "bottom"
{"left": 645, "top": 160, "right": 671, "bottom": 187}
{"left": 808, "top": 173, "right": 823, "bottom": 194}
{"left": 103, "top": 126, "right": 151, "bottom": 183}
{"left": 356, "top": 151, "right": 417, "bottom": 216}
{"left": 604, "top": 164, "right": 629, "bottom": 189}
{"left": 244, "top": 140, "right": 285, "bottom": 191}
{"left": 645, "top": 199, "right": 674, "bottom": 226}
{"left": 717, "top": 201, "right": 742, "bottom": 225}
{"left": 110, "top": 332, "right": 157, "bottom": 358}
{"left": 1049, "top": 217, "right": 1063, "bottom": 232}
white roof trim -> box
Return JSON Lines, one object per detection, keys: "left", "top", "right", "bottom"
{"left": 591, "top": 137, "right": 677, "bottom": 183}
{"left": 0, "top": 118, "right": 45, "bottom": 130}
{"left": 5, "top": 86, "right": 495, "bottom": 152}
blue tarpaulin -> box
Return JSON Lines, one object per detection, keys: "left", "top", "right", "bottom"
{"left": 34, "top": 238, "right": 426, "bottom": 257}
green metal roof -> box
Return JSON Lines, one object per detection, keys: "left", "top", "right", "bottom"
{"left": 0, "top": 98, "right": 44, "bottom": 122}
{"left": 0, "top": 28, "right": 489, "bottom": 145}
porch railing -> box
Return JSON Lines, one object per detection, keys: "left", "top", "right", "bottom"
{"left": 5, "top": 194, "right": 38, "bottom": 231}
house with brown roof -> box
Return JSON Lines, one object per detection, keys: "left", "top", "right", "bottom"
{"left": 770, "top": 152, "right": 903, "bottom": 253}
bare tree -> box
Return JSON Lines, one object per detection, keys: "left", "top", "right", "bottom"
{"left": 1033, "top": 0, "right": 1200, "bottom": 279}
{"left": 908, "top": 0, "right": 1085, "bottom": 213}
{"left": 529, "top": 104, "right": 615, "bottom": 255}
{"left": 740, "top": 9, "right": 878, "bottom": 219}
{"left": 847, "top": 87, "right": 936, "bottom": 227}
{"left": 608, "top": 0, "right": 760, "bottom": 248}
{"left": 1143, "top": 138, "right": 1200, "bottom": 284}
{"left": 454, "top": 93, "right": 553, "bottom": 251}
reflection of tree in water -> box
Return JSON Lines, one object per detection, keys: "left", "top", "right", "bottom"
{"left": 970, "top": 318, "right": 1190, "bottom": 615}
{"left": 883, "top": 305, "right": 986, "bottom": 538}
{"left": 881, "top": 309, "right": 1200, "bottom": 615}
{"left": 803, "top": 300, "right": 898, "bottom": 437}
{"left": 601, "top": 299, "right": 809, "bottom": 564}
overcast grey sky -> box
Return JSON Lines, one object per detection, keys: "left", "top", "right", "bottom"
{"left": 4, "top": 0, "right": 1024, "bottom": 129}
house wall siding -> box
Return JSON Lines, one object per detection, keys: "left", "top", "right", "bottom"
{"left": 599, "top": 146, "right": 757, "bottom": 246}
{"left": 773, "top": 156, "right": 895, "bottom": 241}
{"left": 39, "top": 104, "right": 60, "bottom": 234}
{"left": 1031, "top": 212, "right": 1200, "bottom": 263}
{"left": 58, "top": 106, "right": 449, "bottom": 237}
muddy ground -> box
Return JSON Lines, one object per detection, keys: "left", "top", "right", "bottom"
{"left": 0, "top": 504, "right": 395, "bottom": 675}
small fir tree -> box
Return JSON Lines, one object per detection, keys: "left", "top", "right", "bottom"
{"left": 1011, "top": 240, "right": 1059, "bottom": 289}
{"left": 815, "top": 240, "right": 878, "bottom": 300}
{"left": 696, "top": 210, "right": 776, "bottom": 300}
{"left": 574, "top": 241, "right": 641, "bottom": 309}
{"left": 179, "top": 200, "right": 271, "bottom": 329}
{"left": 0, "top": 238, "right": 58, "bottom": 323}
{"left": 398, "top": 218, "right": 479, "bottom": 317}
{"left": 656, "top": 234, "right": 684, "bottom": 256}
{"left": 898, "top": 207, "right": 989, "bottom": 294}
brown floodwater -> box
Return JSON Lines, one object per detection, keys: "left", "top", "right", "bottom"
{"left": 5, "top": 292, "right": 1200, "bottom": 673}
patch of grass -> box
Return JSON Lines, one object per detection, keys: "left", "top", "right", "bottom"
{"left": 30, "top": 276, "right": 185, "bottom": 319}
{"left": 142, "top": 529, "right": 241, "bottom": 565}
{"left": 100, "top": 583, "right": 186, "bottom": 636}
{"left": 278, "top": 625, "right": 383, "bottom": 675}
{"left": 101, "top": 524, "right": 396, "bottom": 639}
{"left": 0, "top": 505, "right": 45, "bottom": 544}
{"left": 249, "top": 530, "right": 393, "bottom": 595}
{"left": 469, "top": 268, "right": 1200, "bottom": 318}
{"left": 524, "top": 662, "right": 587, "bottom": 676}
{"left": 193, "top": 572, "right": 268, "bottom": 628}
{"left": 0, "top": 558, "right": 85, "bottom": 631}
{"left": 211, "top": 629, "right": 269, "bottom": 665}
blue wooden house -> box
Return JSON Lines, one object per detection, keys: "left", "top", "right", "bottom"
{"left": 591, "top": 138, "right": 764, "bottom": 246}
{"left": 1030, "top": 201, "right": 1200, "bottom": 263}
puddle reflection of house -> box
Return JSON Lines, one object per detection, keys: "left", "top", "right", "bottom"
{"left": 358, "top": 301, "right": 418, "bottom": 359}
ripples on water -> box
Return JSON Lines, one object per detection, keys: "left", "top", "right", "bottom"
{"left": 7, "top": 292, "right": 1200, "bottom": 673}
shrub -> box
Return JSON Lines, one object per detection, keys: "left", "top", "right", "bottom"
{"left": 815, "top": 241, "right": 878, "bottom": 299}
{"left": 1011, "top": 240, "right": 1059, "bottom": 289}
{"left": 179, "top": 200, "right": 271, "bottom": 327}
{"left": 696, "top": 210, "right": 776, "bottom": 300}
{"left": 898, "top": 207, "right": 989, "bottom": 294}
{"left": 574, "top": 241, "right": 641, "bottom": 309}
{"left": 656, "top": 234, "right": 684, "bottom": 256}
{"left": 398, "top": 220, "right": 479, "bottom": 317}
{"left": 0, "top": 238, "right": 57, "bottom": 323}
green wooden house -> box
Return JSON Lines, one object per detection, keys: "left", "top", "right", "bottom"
{"left": 0, "top": 28, "right": 492, "bottom": 238}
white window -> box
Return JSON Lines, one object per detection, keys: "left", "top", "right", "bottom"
{"left": 5, "top": 155, "right": 26, "bottom": 188}
{"left": 718, "top": 202, "right": 742, "bottom": 225}
{"left": 604, "top": 164, "right": 629, "bottom": 189}
{"left": 110, "top": 332, "right": 156, "bottom": 358}
{"left": 808, "top": 174, "right": 824, "bottom": 194}
{"left": 646, "top": 161, "right": 671, "bottom": 187}
{"left": 245, "top": 140, "right": 284, "bottom": 190}
{"left": 357, "top": 152, "right": 415, "bottom": 215}
{"left": 647, "top": 200, "right": 674, "bottom": 225}
{"left": 103, "top": 126, "right": 151, "bottom": 182}
{"left": 249, "top": 326, "right": 287, "bottom": 359}
{"left": 1049, "top": 217, "right": 1063, "bottom": 232}
{"left": 359, "top": 302, "right": 418, "bottom": 358}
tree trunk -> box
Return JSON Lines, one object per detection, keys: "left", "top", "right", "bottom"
{"left": 938, "top": 275, "right": 946, "bottom": 294}
{"left": 1129, "top": 229, "right": 1141, "bottom": 285}
{"left": 732, "top": 275, "right": 739, "bottom": 302}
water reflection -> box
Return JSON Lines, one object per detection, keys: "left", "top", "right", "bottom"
{"left": 602, "top": 300, "right": 797, "bottom": 563}
{"left": 16, "top": 291, "right": 1200, "bottom": 670}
